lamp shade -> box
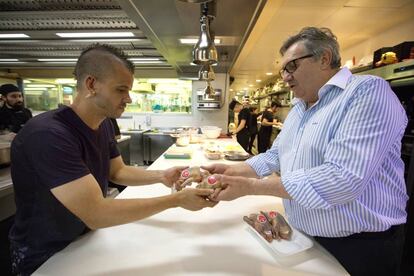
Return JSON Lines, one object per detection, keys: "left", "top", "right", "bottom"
{"left": 192, "top": 15, "right": 218, "bottom": 65}
{"left": 198, "top": 64, "right": 215, "bottom": 81}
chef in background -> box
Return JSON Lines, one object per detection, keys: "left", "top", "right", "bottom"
{"left": 0, "top": 84, "right": 32, "bottom": 139}
{"left": 205, "top": 27, "right": 408, "bottom": 276}
{"left": 257, "top": 100, "right": 281, "bottom": 153}
{"left": 229, "top": 99, "right": 251, "bottom": 152}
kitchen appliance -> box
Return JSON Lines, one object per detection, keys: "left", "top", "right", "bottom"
{"left": 356, "top": 59, "right": 414, "bottom": 184}
{"left": 356, "top": 59, "right": 414, "bottom": 270}
{"left": 197, "top": 88, "right": 222, "bottom": 109}
{"left": 120, "top": 129, "right": 148, "bottom": 166}
{"left": 0, "top": 143, "right": 11, "bottom": 166}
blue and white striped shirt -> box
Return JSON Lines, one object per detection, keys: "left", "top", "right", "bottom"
{"left": 246, "top": 67, "right": 408, "bottom": 237}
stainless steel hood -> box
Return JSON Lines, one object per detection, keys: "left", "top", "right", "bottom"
{"left": 0, "top": 0, "right": 266, "bottom": 79}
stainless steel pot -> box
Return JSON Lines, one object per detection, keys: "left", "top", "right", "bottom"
{"left": 0, "top": 143, "right": 11, "bottom": 165}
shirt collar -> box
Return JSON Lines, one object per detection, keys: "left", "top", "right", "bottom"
{"left": 291, "top": 67, "right": 352, "bottom": 108}
{"left": 317, "top": 66, "right": 352, "bottom": 99}
{"left": 324, "top": 66, "right": 352, "bottom": 90}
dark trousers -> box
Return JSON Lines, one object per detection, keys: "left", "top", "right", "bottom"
{"left": 257, "top": 131, "right": 271, "bottom": 153}
{"left": 236, "top": 129, "right": 250, "bottom": 152}
{"left": 314, "top": 224, "right": 405, "bottom": 276}
{"left": 248, "top": 131, "right": 257, "bottom": 153}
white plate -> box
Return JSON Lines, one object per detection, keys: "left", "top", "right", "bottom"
{"left": 246, "top": 225, "right": 313, "bottom": 257}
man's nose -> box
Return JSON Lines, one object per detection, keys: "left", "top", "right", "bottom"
{"left": 282, "top": 72, "right": 293, "bottom": 82}
{"left": 125, "top": 93, "right": 132, "bottom": 104}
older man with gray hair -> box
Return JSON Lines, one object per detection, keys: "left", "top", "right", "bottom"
{"left": 205, "top": 27, "right": 408, "bottom": 276}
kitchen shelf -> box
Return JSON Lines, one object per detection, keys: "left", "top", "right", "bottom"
{"left": 253, "top": 89, "right": 291, "bottom": 100}
{"left": 269, "top": 89, "right": 290, "bottom": 96}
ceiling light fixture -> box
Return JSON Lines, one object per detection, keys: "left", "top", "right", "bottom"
{"left": 38, "top": 58, "right": 78, "bottom": 62}
{"left": 180, "top": 38, "right": 221, "bottom": 45}
{"left": 192, "top": 0, "right": 218, "bottom": 66}
{"left": 266, "top": 72, "right": 273, "bottom": 75}
{"left": 69, "top": 38, "right": 142, "bottom": 43}
{"left": 256, "top": 79, "right": 262, "bottom": 82}
{"left": 55, "top": 79, "right": 77, "bottom": 84}
{"left": 24, "top": 88, "right": 48, "bottom": 91}
{"left": 0, "top": 61, "right": 26, "bottom": 64}
{"left": 56, "top": 32, "right": 135, "bottom": 38}
{"left": 0, "top": 34, "right": 29, "bottom": 38}
{"left": 129, "top": 58, "right": 160, "bottom": 61}
{"left": 132, "top": 61, "right": 164, "bottom": 64}
{"left": 0, "top": 59, "right": 19, "bottom": 61}
{"left": 26, "top": 84, "right": 56, "bottom": 88}
{"left": 198, "top": 64, "right": 215, "bottom": 81}
{"left": 41, "top": 61, "right": 77, "bottom": 64}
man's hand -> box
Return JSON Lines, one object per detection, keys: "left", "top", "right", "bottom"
{"left": 209, "top": 174, "right": 255, "bottom": 201}
{"left": 161, "top": 166, "right": 188, "bottom": 187}
{"left": 175, "top": 188, "right": 218, "bottom": 211}
{"left": 201, "top": 163, "right": 230, "bottom": 175}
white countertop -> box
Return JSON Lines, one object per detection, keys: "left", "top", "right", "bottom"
{"left": 116, "top": 135, "right": 131, "bottom": 143}
{"left": 0, "top": 166, "right": 12, "bottom": 192}
{"left": 34, "top": 139, "right": 349, "bottom": 276}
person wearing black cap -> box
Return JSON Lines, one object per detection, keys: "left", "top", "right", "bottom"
{"left": 0, "top": 84, "right": 32, "bottom": 134}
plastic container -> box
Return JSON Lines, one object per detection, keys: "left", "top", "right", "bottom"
{"left": 200, "top": 126, "right": 222, "bottom": 139}
{"left": 176, "top": 134, "right": 190, "bottom": 146}
{"left": 246, "top": 225, "right": 313, "bottom": 257}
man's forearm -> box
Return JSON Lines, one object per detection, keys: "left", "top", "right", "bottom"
{"left": 111, "top": 166, "right": 164, "bottom": 186}
{"left": 87, "top": 194, "right": 179, "bottom": 229}
{"left": 227, "top": 163, "right": 259, "bottom": 178}
{"left": 249, "top": 174, "right": 292, "bottom": 199}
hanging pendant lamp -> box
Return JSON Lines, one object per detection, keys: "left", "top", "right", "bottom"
{"left": 192, "top": 15, "right": 218, "bottom": 65}
{"left": 198, "top": 63, "right": 215, "bottom": 81}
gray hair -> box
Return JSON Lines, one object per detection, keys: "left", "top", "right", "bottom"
{"left": 74, "top": 43, "right": 134, "bottom": 88}
{"left": 280, "top": 27, "right": 341, "bottom": 69}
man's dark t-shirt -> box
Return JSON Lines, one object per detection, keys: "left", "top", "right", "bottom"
{"left": 0, "top": 105, "right": 32, "bottom": 133}
{"left": 9, "top": 106, "right": 120, "bottom": 274}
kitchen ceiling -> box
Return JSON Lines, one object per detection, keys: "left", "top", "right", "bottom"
{"left": 0, "top": 0, "right": 413, "bottom": 94}
{"left": 0, "top": 0, "right": 169, "bottom": 72}
{"left": 230, "top": 0, "right": 414, "bottom": 94}
{"left": 0, "top": 0, "right": 265, "bottom": 79}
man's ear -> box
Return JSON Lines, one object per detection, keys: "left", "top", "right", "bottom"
{"left": 320, "top": 49, "right": 332, "bottom": 70}
{"left": 84, "top": 75, "right": 97, "bottom": 98}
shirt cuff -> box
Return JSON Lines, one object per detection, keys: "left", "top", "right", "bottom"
{"left": 245, "top": 155, "right": 272, "bottom": 177}
{"left": 282, "top": 169, "right": 331, "bottom": 209}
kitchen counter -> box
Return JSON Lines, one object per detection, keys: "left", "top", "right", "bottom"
{"left": 116, "top": 135, "right": 131, "bottom": 143}
{"left": 0, "top": 166, "right": 12, "bottom": 192}
{"left": 34, "top": 139, "right": 348, "bottom": 276}
{"left": 0, "top": 166, "right": 15, "bottom": 221}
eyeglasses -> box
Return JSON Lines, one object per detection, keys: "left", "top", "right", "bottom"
{"left": 279, "top": 54, "right": 314, "bottom": 78}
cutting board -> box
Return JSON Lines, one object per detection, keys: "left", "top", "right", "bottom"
{"left": 164, "top": 147, "right": 193, "bottom": 159}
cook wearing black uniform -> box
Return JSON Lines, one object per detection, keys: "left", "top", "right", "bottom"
{"left": 0, "top": 84, "right": 32, "bottom": 134}
{"left": 257, "top": 101, "right": 281, "bottom": 153}
{"left": 229, "top": 100, "right": 251, "bottom": 151}
{"left": 248, "top": 106, "right": 259, "bottom": 154}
